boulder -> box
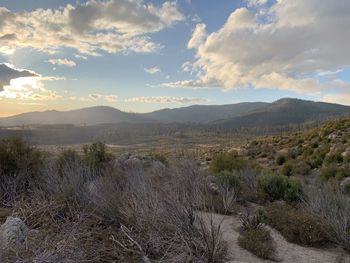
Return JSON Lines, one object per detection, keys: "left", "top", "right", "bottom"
{"left": 0, "top": 217, "right": 29, "bottom": 250}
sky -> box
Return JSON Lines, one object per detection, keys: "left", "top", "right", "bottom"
{"left": 0, "top": 0, "right": 349, "bottom": 117}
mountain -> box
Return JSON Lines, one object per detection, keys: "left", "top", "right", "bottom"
{"left": 1, "top": 98, "right": 350, "bottom": 128}
{"left": 145, "top": 102, "right": 268, "bottom": 123}
{"left": 213, "top": 98, "right": 350, "bottom": 128}
{"left": 0, "top": 106, "right": 151, "bottom": 126}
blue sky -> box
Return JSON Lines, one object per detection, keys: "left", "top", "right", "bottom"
{"left": 0, "top": 0, "right": 349, "bottom": 116}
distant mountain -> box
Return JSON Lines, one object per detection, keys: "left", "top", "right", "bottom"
{"left": 1, "top": 98, "right": 350, "bottom": 128}
{"left": 213, "top": 98, "right": 350, "bottom": 128}
{"left": 145, "top": 102, "right": 268, "bottom": 123}
{"left": 0, "top": 106, "right": 150, "bottom": 126}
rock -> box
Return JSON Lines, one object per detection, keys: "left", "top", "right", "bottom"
{"left": 0, "top": 217, "right": 29, "bottom": 250}
{"left": 340, "top": 177, "right": 350, "bottom": 191}
{"left": 342, "top": 147, "right": 350, "bottom": 158}
{"left": 328, "top": 133, "right": 338, "bottom": 140}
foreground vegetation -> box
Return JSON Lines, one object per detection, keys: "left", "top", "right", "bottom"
{"left": 0, "top": 139, "right": 228, "bottom": 262}
{"left": 0, "top": 117, "right": 349, "bottom": 262}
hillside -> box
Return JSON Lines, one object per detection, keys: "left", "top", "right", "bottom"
{"left": 1, "top": 98, "right": 350, "bottom": 128}
{"left": 0, "top": 106, "right": 151, "bottom": 126}
{"left": 239, "top": 116, "right": 350, "bottom": 181}
{"left": 213, "top": 98, "right": 350, "bottom": 128}
{"left": 145, "top": 102, "right": 268, "bottom": 123}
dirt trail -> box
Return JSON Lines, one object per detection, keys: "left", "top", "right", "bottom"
{"left": 199, "top": 212, "right": 350, "bottom": 263}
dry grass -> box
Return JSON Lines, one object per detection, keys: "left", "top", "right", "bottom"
{"left": 0, "top": 150, "right": 228, "bottom": 262}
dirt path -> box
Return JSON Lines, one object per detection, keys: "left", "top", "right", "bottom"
{"left": 199, "top": 212, "right": 350, "bottom": 263}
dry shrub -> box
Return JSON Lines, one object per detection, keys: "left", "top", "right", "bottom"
{"left": 238, "top": 211, "right": 276, "bottom": 260}
{"left": 87, "top": 159, "right": 228, "bottom": 262}
{"left": 266, "top": 203, "right": 331, "bottom": 247}
{"left": 238, "top": 228, "right": 276, "bottom": 260}
{"left": 303, "top": 183, "right": 350, "bottom": 251}
{"left": 0, "top": 141, "right": 228, "bottom": 262}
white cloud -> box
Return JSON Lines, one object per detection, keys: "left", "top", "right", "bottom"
{"left": 165, "top": 0, "right": 350, "bottom": 95}
{"left": 73, "top": 53, "right": 87, "bottom": 60}
{"left": 125, "top": 96, "right": 209, "bottom": 104}
{"left": 318, "top": 69, "right": 343, "bottom": 76}
{"left": 144, "top": 66, "right": 161, "bottom": 74}
{"left": 323, "top": 93, "right": 350, "bottom": 106}
{"left": 48, "top": 58, "right": 76, "bottom": 67}
{"left": 187, "top": 23, "right": 206, "bottom": 49}
{"left": 0, "top": 0, "right": 184, "bottom": 56}
{"left": 105, "top": 95, "right": 118, "bottom": 102}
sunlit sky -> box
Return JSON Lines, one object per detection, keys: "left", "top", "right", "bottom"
{"left": 0, "top": 0, "right": 349, "bottom": 117}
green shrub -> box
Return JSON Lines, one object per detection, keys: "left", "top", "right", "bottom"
{"left": 214, "top": 171, "right": 241, "bottom": 191}
{"left": 276, "top": 155, "right": 286, "bottom": 165}
{"left": 151, "top": 153, "right": 169, "bottom": 167}
{"left": 83, "top": 142, "right": 113, "bottom": 168}
{"left": 325, "top": 152, "right": 344, "bottom": 165}
{"left": 257, "top": 173, "right": 303, "bottom": 203}
{"left": 293, "top": 161, "right": 312, "bottom": 176}
{"left": 0, "top": 138, "right": 43, "bottom": 204}
{"left": 320, "top": 164, "right": 339, "bottom": 181}
{"left": 308, "top": 155, "right": 323, "bottom": 169}
{"left": 258, "top": 173, "right": 287, "bottom": 201}
{"left": 281, "top": 162, "right": 293, "bottom": 177}
{"left": 266, "top": 203, "right": 330, "bottom": 247}
{"left": 284, "top": 179, "right": 303, "bottom": 203}
{"left": 238, "top": 228, "right": 276, "bottom": 260}
{"left": 210, "top": 152, "right": 247, "bottom": 173}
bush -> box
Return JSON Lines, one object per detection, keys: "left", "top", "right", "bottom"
{"left": 304, "top": 184, "right": 350, "bottom": 251}
{"left": 257, "top": 173, "right": 303, "bottom": 203}
{"left": 325, "top": 152, "right": 344, "bottom": 165}
{"left": 238, "top": 228, "right": 276, "bottom": 260}
{"left": 281, "top": 162, "right": 293, "bottom": 177}
{"left": 214, "top": 171, "right": 241, "bottom": 191}
{"left": 320, "top": 164, "right": 340, "bottom": 181}
{"left": 150, "top": 152, "right": 169, "bottom": 167}
{"left": 276, "top": 155, "right": 286, "bottom": 165}
{"left": 56, "top": 149, "right": 81, "bottom": 174}
{"left": 266, "top": 203, "right": 330, "bottom": 247}
{"left": 284, "top": 178, "right": 303, "bottom": 203}
{"left": 210, "top": 152, "right": 247, "bottom": 173}
{"left": 0, "top": 138, "right": 43, "bottom": 205}
{"left": 83, "top": 142, "right": 113, "bottom": 168}
{"left": 294, "top": 161, "right": 312, "bottom": 176}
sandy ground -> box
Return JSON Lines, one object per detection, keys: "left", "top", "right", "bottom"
{"left": 199, "top": 212, "right": 350, "bottom": 263}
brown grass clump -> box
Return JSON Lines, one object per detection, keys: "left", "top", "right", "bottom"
{"left": 238, "top": 228, "right": 276, "bottom": 260}
{"left": 266, "top": 203, "right": 331, "bottom": 247}
{"left": 238, "top": 212, "right": 276, "bottom": 260}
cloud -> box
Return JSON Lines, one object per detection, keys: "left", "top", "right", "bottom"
{"left": 0, "top": 63, "right": 39, "bottom": 91}
{"left": 48, "top": 58, "right": 76, "bottom": 67}
{"left": 0, "top": 1, "right": 184, "bottom": 56}
{"left": 318, "top": 69, "right": 343, "bottom": 76}
{"left": 125, "top": 96, "right": 209, "bottom": 104}
{"left": 88, "top": 93, "right": 103, "bottom": 100}
{"left": 105, "top": 95, "right": 118, "bottom": 102}
{"left": 144, "top": 66, "right": 161, "bottom": 74}
{"left": 323, "top": 93, "right": 350, "bottom": 106}
{"left": 165, "top": 0, "right": 350, "bottom": 95}
{"left": 187, "top": 23, "right": 206, "bottom": 49}
{"left": 73, "top": 53, "right": 87, "bottom": 60}
{"left": 0, "top": 63, "right": 64, "bottom": 101}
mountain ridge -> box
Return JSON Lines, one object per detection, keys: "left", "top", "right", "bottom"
{"left": 1, "top": 98, "right": 350, "bottom": 128}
